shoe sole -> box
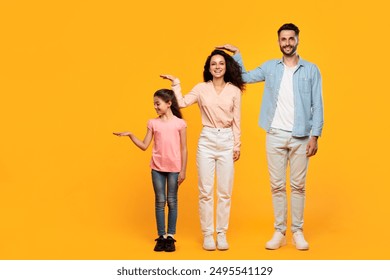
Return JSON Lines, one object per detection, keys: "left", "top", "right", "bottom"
{"left": 217, "top": 247, "right": 229, "bottom": 251}
{"left": 293, "top": 245, "right": 309, "bottom": 250}
{"left": 203, "top": 246, "right": 216, "bottom": 251}
{"left": 216, "top": 242, "right": 229, "bottom": 250}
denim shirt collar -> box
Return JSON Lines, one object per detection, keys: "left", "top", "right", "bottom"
{"left": 277, "top": 56, "right": 306, "bottom": 69}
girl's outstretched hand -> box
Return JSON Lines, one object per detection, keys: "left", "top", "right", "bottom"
{"left": 113, "top": 132, "right": 132, "bottom": 137}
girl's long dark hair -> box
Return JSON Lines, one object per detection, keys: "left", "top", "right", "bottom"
{"left": 203, "top": 49, "right": 245, "bottom": 92}
{"left": 154, "top": 89, "right": 183, "bottom": 119}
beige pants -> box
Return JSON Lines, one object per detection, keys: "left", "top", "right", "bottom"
{"left": 197, "top": 127, "right": 234, "bottom": 236}
{"left": 266, "top": 128, "right": 310, "bottom": 233}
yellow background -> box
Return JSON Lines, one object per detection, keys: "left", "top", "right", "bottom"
{"left": 1, "top": 0, "right": 389, "bottom": 260}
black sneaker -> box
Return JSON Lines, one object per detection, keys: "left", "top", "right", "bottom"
{"left": 165, "top": 236, "right": 176, "bottom": 252}
{"left": 154, "top": 236, "right": 166, "bottom": 252}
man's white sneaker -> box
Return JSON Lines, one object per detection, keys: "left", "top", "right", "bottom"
{"left": 203, "top": 235, "right": 216, "bottom": 251}
{"left": 216, "top": 233, "right": 229, "bottom": 250}
{"left": 292, "top": 231, "right": 309, "bottom": 250}
{"left": 265, "top": 231, "right": 286, "bottom": 250}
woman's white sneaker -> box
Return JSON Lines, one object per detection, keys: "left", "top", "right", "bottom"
{"left": 203, "top": 235, "right": 216, "bottom": 251}
{"left": 216, "top": 233, "right": 229, "bottom": 250}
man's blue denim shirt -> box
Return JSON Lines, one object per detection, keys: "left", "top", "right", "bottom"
{"left": 233, "top": 53, "right": 324, "bottom": 137}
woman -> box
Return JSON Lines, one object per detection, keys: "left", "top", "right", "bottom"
{"left": 161, "top": 49, "right": 244, "bottom": 251}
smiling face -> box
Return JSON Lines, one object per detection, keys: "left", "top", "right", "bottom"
{"left": 209, "top": 54, "right": 226, "bottom": 79}
{"left": 278, "top": 30, "right": 299, "bottom": 57}
{"left": 153, "top": 96, "right": 171, "bottom": 116}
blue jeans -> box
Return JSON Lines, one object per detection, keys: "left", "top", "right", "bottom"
{"left": 151, "top": 169, "right": 179, "bottom": 236}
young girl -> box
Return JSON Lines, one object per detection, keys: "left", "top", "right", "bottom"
{"left": 113, "top": 89, "right": 187, "bottom": 252}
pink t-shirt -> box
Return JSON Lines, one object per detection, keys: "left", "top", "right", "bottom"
{"left": 147, "top": 116, "right": 187, "bottom": 172}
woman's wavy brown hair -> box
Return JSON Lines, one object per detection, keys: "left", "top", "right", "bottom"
{"left": 203, "top": 49, "right": 245, "bottom": 92}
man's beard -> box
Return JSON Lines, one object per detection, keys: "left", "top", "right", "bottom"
{"left": 280, "top": 44, "right": 298, "bottom": 56}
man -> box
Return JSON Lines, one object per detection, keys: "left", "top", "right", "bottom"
{"left": 217, "top": 23, "right": 324, "bottom": 250}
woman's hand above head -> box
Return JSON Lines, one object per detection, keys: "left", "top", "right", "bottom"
{"left": 160, "top": 74, "right": 177, "bottom": 83}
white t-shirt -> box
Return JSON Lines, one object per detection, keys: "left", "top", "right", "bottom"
{"left": 271, "top": 64, "right": 297, "bottom": 131}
